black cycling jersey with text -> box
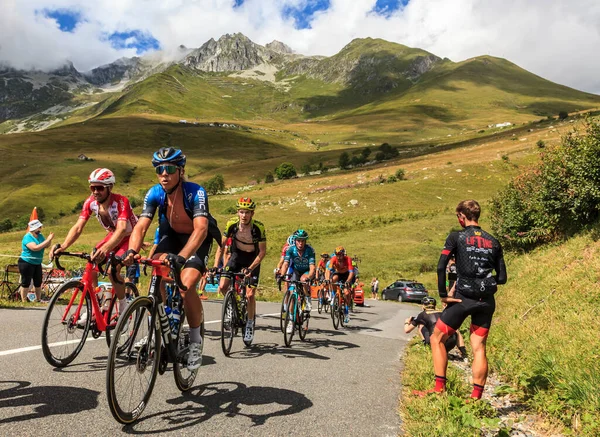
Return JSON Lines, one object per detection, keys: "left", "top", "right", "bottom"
{"left": 437, "top": 226, "right": 507, "bottom": 299}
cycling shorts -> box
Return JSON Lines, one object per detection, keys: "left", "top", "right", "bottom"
{"left": 421, "top": 326, "right": 458, "bottom": 352}
{"left": 332, "top": 271, "right": 350, "bottom": 283}
{"left": 155, "top": 228, "right": 213, "bottom": 273}
{"left": 96, "top": 233, "right": 130, "bottom": 257}
{"left": 290, "top": 268, "right": 311, "bottom": 283}
{"left": 437, "top": 292, "right": 496, "bottom": 338}
{"left": 225, "top": 250, "right": 260, "bottom": 287}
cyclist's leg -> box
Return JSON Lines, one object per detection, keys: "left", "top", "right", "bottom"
{"left": 300, "top": 272, "right": 311, "bottom": 310}
{"left": 469, "top": 297, "right": 496, "bottom": 393}
{"left": 245, "top": 263, "right": 261, "bottom": 321}
{"left": 430, "top": 298, "right": 469, "bottom": 392}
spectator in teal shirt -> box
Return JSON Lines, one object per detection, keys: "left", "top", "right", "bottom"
{"left": 18, "top": 220, "right": 54, "bottom": 302}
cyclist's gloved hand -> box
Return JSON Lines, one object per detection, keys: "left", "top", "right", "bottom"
{"left": 166, "top": 253, "right": 186, "bottom": 269}
{"left": 123, "top": 249, "right": 138, "bottom": 266}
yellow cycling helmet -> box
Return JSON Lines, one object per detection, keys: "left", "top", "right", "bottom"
{"left": 236, "top": 197, "right": 256, "bottom": 211}
{"left": 335, "top": 246, "right": 346, "bottom": 256}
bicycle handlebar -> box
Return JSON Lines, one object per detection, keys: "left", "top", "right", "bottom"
{"left": 52, "top": 244, "right": 111, "bottom": 278}
{"left": 133, "top": 256, "right": 188, "bottom": 292}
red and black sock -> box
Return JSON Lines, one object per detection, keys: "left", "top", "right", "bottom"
{"left": 434, "top": 375, "right": 447, "bottom": 392}
{"left": 470, "top": 383, "right": 485, "bottom": 399}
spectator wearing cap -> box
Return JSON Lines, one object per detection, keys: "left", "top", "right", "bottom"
{"left": 17, "top": 220, "right": 54, "bottom": 302}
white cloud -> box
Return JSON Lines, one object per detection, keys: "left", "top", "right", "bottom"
{"left": 1, "top": 0, "right": 599, "bottom": 93}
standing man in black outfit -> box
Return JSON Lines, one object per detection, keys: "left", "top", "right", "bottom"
{"left": 419, "top": 200, "right": 507, "bottom": 399}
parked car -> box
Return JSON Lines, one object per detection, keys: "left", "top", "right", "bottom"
{"left": 381, "top": 279, "right": 428, "bottom": 302}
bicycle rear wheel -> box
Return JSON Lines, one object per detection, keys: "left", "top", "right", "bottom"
{"left": 299, "top": 301, "right": 309, "bottom": 342}
{"left": 221, "top": 290, "right": 236, "bottom": 356}
{"left": 41, "top": 280, "right": 91, "bottom": 367}
{"left": 280, "top": 289, "right": 290, "bottom": 333}
{"left": 283, "top": 294, "right": 297, "bottom": 347}
{"left": 332, "top": 294, "right": 340, "bottom": 330}
{"left": 106, "top": 296, "right": 160, "bottom": 424}
{"left": 105, "top": 282, "right": 139, "bottom": 348}
{"left": 174, "top": 311, "right": 202, "bottom": 391}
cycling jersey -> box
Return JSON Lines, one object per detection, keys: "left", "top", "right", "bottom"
{"left": 141, "top": 181, "right": 208, "bottom": 222}
{"left": 329, "top": 255, "right": 354, "bottom": 274}
{"left": 410, "top": 309, "right": 457, "bottom": 351}
{"left": 223, "top": 217, "right": 266, "bottom": 256}
{"left": 80, "top": 193, "right": 137, "bottom": 233}
{"left": 437, "top": 226, "right": 506, "bottom": 299}
{"left": 281, "top": 243, "right": 290, "bottom": 258}
{"left": 284, "top": 244, "right": 316, "bottom": 274}
{"left": 141, "top": 181, "right": 221, "bottom": 247}
{"left": 317, "top": 259, "right": 327, "bottom": 271}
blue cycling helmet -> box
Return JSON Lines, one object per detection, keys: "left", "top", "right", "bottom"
{"left": 287, "top": 235, "right": 296, "bottom": 246}
{"left": 294, "top": 229, "right": 309, "bottom": 240}
{"left": 152, "top": 147, "right": 186, "bottom": 167}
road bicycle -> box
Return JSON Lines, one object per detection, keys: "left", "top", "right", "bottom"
{"left": 278, "top": 274, "right": 291, "bottom": 333}
{"left": 317, "top": 279, "right": 330, "bottom": 314}
{"left": 281, "top": 278, "right": 310, "bottom": 347}
{"left": 41, "top": 249, "right": 138, "bottom": 367}
{"left": 331, "top": 281, "right": 349, "bottom": 330}
{"left": 106, "top": 256, "right": 204, "bottom": 424}
{"left": 220, "top": 270, "right": 253, "bottom": 356}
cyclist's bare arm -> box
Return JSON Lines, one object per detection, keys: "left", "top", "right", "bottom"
{"left": 247, "top": 241, "right": 266, "bottom": 272}
{"left": 308, "top": 264, "right": 316, "bottom": 279}
{"left": 128, "top": 217, "right": 152, "bottom": 255}
{"left": 281, "top": 261, "right": 290, "bottom": 275}
{"left": 51, "top": 218, "right": 87, "bottom": 257}
{"left": 213, "top": 235, "right": 227, "bottom": 268}
{"left": 178, "top": 216, "right": 208, "bottom": 259}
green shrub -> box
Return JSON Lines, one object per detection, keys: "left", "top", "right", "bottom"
{"left": 274, "top": 162, "right": 297, "bottom": 180}
{"left": 387, "top": 175, "right": 398, "bottom": 183}
{"left": 558, "top": 111, "right": 569, "bottom": 120}
{"left": 0, "top": 218, "right": 13, "bottom": 233}
{"left": 536, "top": 140, "right": 546, "bottom": 149}
{"left": 491, "top": 119, "right": 600, "bottom": 248}
{"left": 395, "top": 168, "right": 406, "bottom": 180}
{"left": 265, "top": 172, "right": 274, "bottom": 183}
{"left": 300, "top": 163, "right": 312, "bottom": 174}
{"left": 203, "top": 174, "right": 225, "bottom": 195}
{"left": 339, "top": 152, "right": 350, "bottom": 169}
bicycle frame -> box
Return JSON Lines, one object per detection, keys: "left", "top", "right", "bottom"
{"left": 61, "top": 259, "right": 112, "bottom": 332}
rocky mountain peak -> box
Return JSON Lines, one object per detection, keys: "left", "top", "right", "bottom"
{"left": 266, "top": 40, "right": 293, "bottom": 54}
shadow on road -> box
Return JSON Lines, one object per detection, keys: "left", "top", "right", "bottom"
{"left": 0, "top": 380, "right": 99, "bottom": 424}
{"left": 122, "top": 381, "right": 313, "bottom": 433}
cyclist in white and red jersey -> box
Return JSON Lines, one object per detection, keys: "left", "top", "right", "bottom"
{"left": 51, "top": 168, "right": 137, "bottom": 315}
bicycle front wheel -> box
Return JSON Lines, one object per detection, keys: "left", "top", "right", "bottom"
{"left": 283, "top": 294, "right": 297, "bottom": 347}
{"left": 106, "top": 296, "right": 160, "bottom": 424}
{"left": 317, "top": 288, "right": 324, "bottom": 314}
{"left": 280, "top": 289, "right": 290, "bottom": 333}
{"left": 221, "top": 290, "right": 236, "bottom": 356}
{"left": 105, "top": 282, "right": 139, "bottom": 348}
{"left": 332, "top": 294, "right": 340, "bottom": 330}
{"left": 339, "top": 297, "right": 346, "bottom": 328}
{"left": 41, "top": 280, "right": 90, "bottom": 367}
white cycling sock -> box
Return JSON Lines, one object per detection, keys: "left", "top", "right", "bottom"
{"left": 118, "top": 298, "right": 127, "bottom": 314}
{"left": 189, "top": 326, "right": 202, "bottom": 344}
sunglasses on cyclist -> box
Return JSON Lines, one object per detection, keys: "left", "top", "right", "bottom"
{"left": 90, "top": 185, "right": 106, "bottom": 192}
{"left": 155, "top": 165, "right": 179, "bottom": 175}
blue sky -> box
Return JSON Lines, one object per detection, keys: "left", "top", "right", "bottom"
{"left": 41, "top": 8, "right": 83, "bottom": 32}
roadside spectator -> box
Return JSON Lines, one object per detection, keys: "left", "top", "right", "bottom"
{"left": 17, "top": 220, "right": 54, "bottom": 302}
{"left": 404, "top": 297, "right": 467, "bottom": 360}
{"left": 371, "top": 277, "right": 379, "bottom": 299}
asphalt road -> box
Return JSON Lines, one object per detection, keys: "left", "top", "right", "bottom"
{"left": 0, "top": 298, "right": 417, "bottom": 436}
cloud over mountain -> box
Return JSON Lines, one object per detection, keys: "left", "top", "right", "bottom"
{"left": 1, "top": 0, "right": 599, "bottom": 93}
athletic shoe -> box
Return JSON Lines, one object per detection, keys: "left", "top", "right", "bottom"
{"left": 286, "top": 322, "right": 294, "bottom": 334}
{"left": 305, "top": 299, "right": 312, "bottom": 312}
{"left": 344, "top": 315, "right": 350, "bottom": 324}
{"left": 76, "top": 312, "right": 88, "bottom": 327}
{"left": 244, "top": 322, "right": 254, "bottom": 343}
{"left": 187, "top": 341, "right": 203, "bottom": 370}
{"left": 199, "top": 293, "right": 208, "bottom": 300}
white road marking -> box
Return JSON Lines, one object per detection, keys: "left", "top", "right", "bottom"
{"left": 0, "top": 312, "right": 281, "bottom": 357}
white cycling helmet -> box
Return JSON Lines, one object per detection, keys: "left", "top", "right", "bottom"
{"left": 89, "top": 168, "right": 116, "bottom": 186}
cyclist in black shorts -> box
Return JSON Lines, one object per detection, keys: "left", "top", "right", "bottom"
{"left": 420, "top": 199, "right": 507, "bottom": 400}
{"left": 124, "top": 147, "right": 221, "bottom": 371}
{"left": 216, "top": 197, "right": 267, "bottom": 344}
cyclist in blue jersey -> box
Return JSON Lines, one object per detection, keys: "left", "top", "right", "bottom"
{"left": 280, "top": 229, "right": 315, "bottom": 332}
{"left": 124, "top": 147, "right": 221, "bottom": 371}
